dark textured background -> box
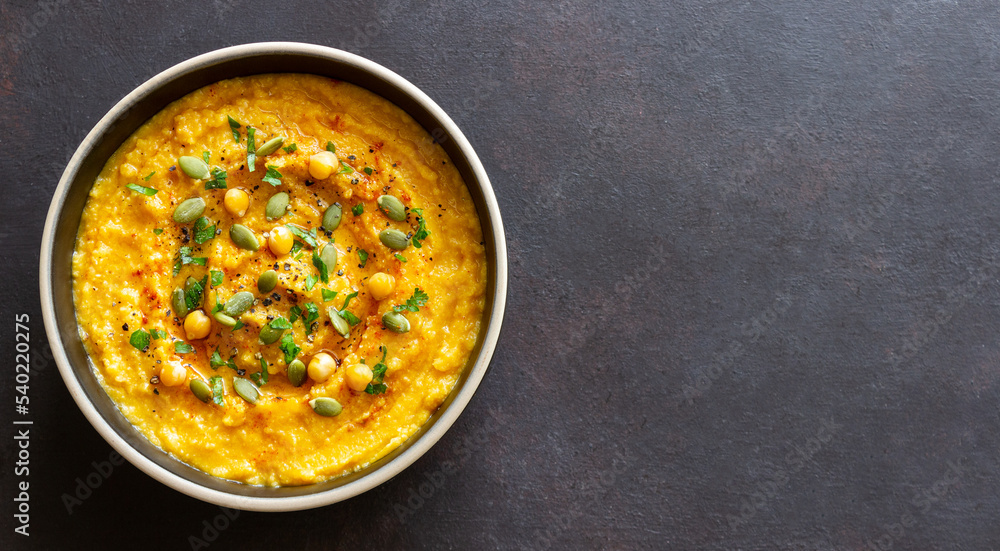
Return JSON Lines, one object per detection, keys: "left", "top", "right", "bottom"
{"left": 3, "top": 0, "right": 1000, "bottom": 549}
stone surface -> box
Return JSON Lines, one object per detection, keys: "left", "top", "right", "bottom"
{"left": 3, "top": 0, "right": 1000, "bottom": 549}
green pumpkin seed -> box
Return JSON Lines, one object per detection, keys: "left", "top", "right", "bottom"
{"left": 257, "top": 270, "right": 278, "bottom": 293}
{"left": 190, "top": 379, "right": 212, "bottom": 403}
{"left": 377, "top": 195, "right": 407, "bottom": 221}
{"left": 258, "top": 323, "right": 285, "bottom": 345}
{"left": 382, "top": 311, "right": 411, "bottom": 333}
{"left": 229, "top": 224, "right": 260, "bottom": 250}
{"left": 328, "top": 307, "right": 351, "bottom": 338}
{"left": 255, "top": 136, "right": 285, "bottom": 156}
{"left": 379, "top": 228, "right": 409, "bottom": 250}
{"left": 265, "top": 192, "right": 290, "bottom": 221}
{"left": 224, "top": 291, "right": 255, "bottom": 317}
{"left": 171, "top": 287, "right": 189, "bottom": 317}
{"left": 310, "top": 397, "right": 342, "bottom": 417}
{"left": 213, "top": 311, "right": 237, "bottom": 327}
{"left": 320, "top": 243, "right": 338, "bottom": 269}
{"left": 322, "top": 203, "right": 342, "bottom": 230}
{"left": 173, "top": 197, "right": 206, "bottom": 224}
{"left": 287, "top": 359, "right": 306, "bottom": 387}
{"left": 178, "top": 156, "right": 210, "bottom": 179}
{"left": 233, "top": 378, "right": 259, "bottom": 404}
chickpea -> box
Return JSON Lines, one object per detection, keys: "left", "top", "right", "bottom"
{"left": 308, "top": 352, "right": 337, "bottom": 383}
{"left": 268, "top": 225, "right": 294, "bottom": 256}
{"left": 367, "top": 272, "right": 395, "bottom": 301}
{"left": 224, "top": 188, "right": 250, "bottom": 217}
{"left": 159, "top": 363, "right": 187, "bottom": 387}
{"left": 345, "top": 363, "right": 374, "bottom": 392}
{"left": 183, "top": 310, "right": 212, "bottom": 340}
{"left": 308, "top": 151, "right": 338, "bottom": 180}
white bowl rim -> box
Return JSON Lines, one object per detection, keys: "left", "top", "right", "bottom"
{"left": 39, "top": 42, "right": 507, "bottom": 511}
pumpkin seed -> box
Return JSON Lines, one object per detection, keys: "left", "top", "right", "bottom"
{"left": 265, "top": 192, "right": 290, "bottom": 221}
{"left": 322, "top": 203, "right": 342, "bottom": 230}
{"left": 377, "top": 195, "right": 406, "bottom": 221}
{"left": 257, "top": 270, "right": 278, "bottom": 293}
{"left": 233, "top": 378, "right": 259, "bottom": 404}
{"left": 379, "top": 228, "right": 409, "bottom": 250}
{"left": 173, "top": 197, "right": 206, "bottom": 224}
{"left": 178, "top": 156, "right": 210, "bottom": 179}
{"left": 190, "top": 379, "right": 212, "bottom": 403}
{"left": 255, "top": 136, "right": 285, "bottom": 156}
{"left": 229, "top": 224, "right": 259, "bottom": 250}
{"left": 382, "top": 311, "right": 411, "bottom": 333}
{"left": 223, "top": 291, "right": 254, "bottom": 317}
{"left": 320, "top": 242, "right": 338, "bottom": 269}
{"left": 258, "top": 323, "right": 285, "bottom": 345}
{"left": 171, "top": 287, "right": 189, "bottom": 317}
{"left": 213, "top": 311, "right": 237, "bottom": 327}
{"left": 328, "top": 307, "right": 351, "bottom": 338}
{"left": 287, "top": 359, "right": 306, "bottom": 387}
{"left": 310, "top": 397, "right": 342, "bottom": 417}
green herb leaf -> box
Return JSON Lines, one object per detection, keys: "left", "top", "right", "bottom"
{"left": 363, "top": 167, "right": 373, "bottom": 176}
{"left": 312, "top": 249, "right": 329, "bottom": 283}
{"left": 233, "top": 319, "right": 245, "bottom": 330}
{"left": 251, "top": 357, "right": 269, "bottom": 386}
{"left": 303, "top": 302, "right": 319, "bottom": 334}
{"left": 202, "top": 150, "right": 211, "bottom": 164}
{"left": 304, "top": 274, "right": 317, "bottom": 291}
{"left": 143, "top": 171, "right": 156, "bottom": 181}
{"left": 210, "top": 270, "right": 223, "bottom": 287}
{"left": 210, "top": 375, "right": 225, "bottom": 405}
{"left": 193, "top": 217, "right": 216, "bottom": 244}
{"left": 321, "top": 288, "right": 338, "bottom": 302}
{"left": 283, "top": 143, "right": 298, "bottom": 153}
{"left": 129, "top": 329, "right": 151, "bottom": 351}
{"left": 285, "top": 225, "right": 319, "bottom": 248}
{"left": 289, "top": 305, "right": 302, "bottom": 323}
{"left": 185, "top": 275, "right": 208, "bottom": 311}
{"left": 393, "top": 288, "right": 429, "bottom": 313}
{"left": 289, "top": 240, "right": 304, "bottom": 258}
{"left": 411, "top": 208, "right": 430, "bottom": 248}
{"left": 174, "top": 246, "right": 208, "bottom": 276}
{"left": 341, "top": 291, "right": 359, "bottom": 311}
{"left": 153, "top": 228, "right": 164, "bottom": 235}
{"left": 205, "top": 167, "right": 228, "bottom": 190}
{"left": 209, "top": 348, "right": 225, "bottom": 369}
{"left": 395, "top": 253, "right": 407, "bottom": 263}
{"left": 279, "top": 333, "right": 300, "bottom": 364}
{"left": 228, "top": 116, "right": 242, "bottom": 143}
{"left": 247, "top": 126, "right": 256, "bottom": 172}
{"left": 126, "top": 183, "right": 158, "bottom": 196}
{"left": 150, "top": 329, "right": 168, "bottom": 340}
{"left": 338, "top": 161, "right": 354, "bottom": 174}
{"left": 325, "top": 141, "right": 336, "bottom": 153}
{"left": 357, "top": 248, "right": 368, "bottom": 268}
{"left": 211, "top": 291, "right": 223, "bottom": 314}
{"left": 175, "top": 342, "right": 194, "bottom": 354}
{"left": 365, "top": 346, "right": 389, "bottom": 394}
{"left": 269, "top": 317, "right": 293, "bottom": 330}
{"left": 340, "top": 310, "right": 361, "bottom": 326}
{"left": 352, "top": 204, "right": 364, "bottom": 216}
{"left": 262, "top": 165, "right": 283, "bottom": 187}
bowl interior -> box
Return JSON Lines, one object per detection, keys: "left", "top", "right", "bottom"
{"left": 43, "top": 44, "right": 505, "bottom": 508}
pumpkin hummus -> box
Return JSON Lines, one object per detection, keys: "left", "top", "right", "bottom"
{"left": 71, "top": 74, "right": 486, "bottom": 486}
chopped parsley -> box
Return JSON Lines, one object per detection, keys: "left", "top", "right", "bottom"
{"left": 394, "top": 288, "right": 429, "bottom": 313}
{"left": 283, "top": 143, "right": 298, "bottom": 153}
{"left": 364, "top": 346, "right": 389, "bottom": 394}
{"left": 233, "top": 319, "right": 245, "bottom": 330}
{"left": 211, "top": 291, "right": 223, "bottom": 314}
{"left": 246, "top": 126, "right": 257, "bottom": 172}
{"left": 262, "top": 165, "right": 283, "bottom": 186}
{"left": 126, "top": 183, "right": 158, "bottom": 196}
{"left": 289, "top": 240, "right": 304, "bottom": 258}
{"left": 185, "top": 275, "right": 208, "bottom": 311}
{"left": 143, "top": 171, "right": 155, "bottom": 181}
{"left": 205, "top": 167, "right": 228, "bottom": 190}
{"left": 279, "top": 333, "right": 300, "bottom": 364}
{"left": 269, "top": 317, "right": 293, "bottom": 330}
{"left": 173, "top": 246, "right": 207, "bottom": 276}
{"left": 352, "top": 204, "right": 364, "bottom": 216}
{"left": 210, "top": 375, "right": 224, "bottom": 405}
{"left": 129, "top": 329, "right": 151, "bottom": 351}
{"left": 202, "top": 150, "right": 210, "bottom": 164}
{"left": 210, "top": 270, "right": 224, "bottom": 287}
{"left": 357, "top": 248, "right": 368, "bottom": 268}
{"left": 312, "top": 249, "right": 329, "bottom": 283}
{"left": 193, "top": 217, "right": 216, "bottom": 244}
{"left": 285, "top": 224, "right": 319, "bottom": 248}
{"left": 304, "top": 274, "right": 317, "bottom": 292}
{"left": 321, "top": 288, "right": 338, "bottom": 302}
{"left": 209, "top": 347, "right": 238, "bottom": 371}
{"left": 325, "top": 141, "right": 336, "bottom": 153}
{"left": 363, "top": 166, "right": 373, "bottom": 175}
{"left": 228, "top": 116, "right": 242, "bottom": 143}
{"left": 332, "top": 291, "right": 361, "bottom": 326}
{"left": 395, "top": 254, "right": 407, "bottom": 263}
{"left": 411, "top": 208, "right": 430, "bottom": 248}
{"left": 174, "top": 342, "right": 194, "bottom": 354}
{"left": 153, "top": 228, "right": 164, "bottom": 235}
{"left": 150, "top": 329, "right": 168, "bottom": 340}
{"left": 338, "top": 161, "right": 354, "bottom": 174}
{"left": 288, "top": 305, "right": 302, "bottom": 323}
{"left": 302, "top": 302, "right": 320, "bottom": 334}
{"left": 250, "top": 357, "right": 269, "bottom": 386}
